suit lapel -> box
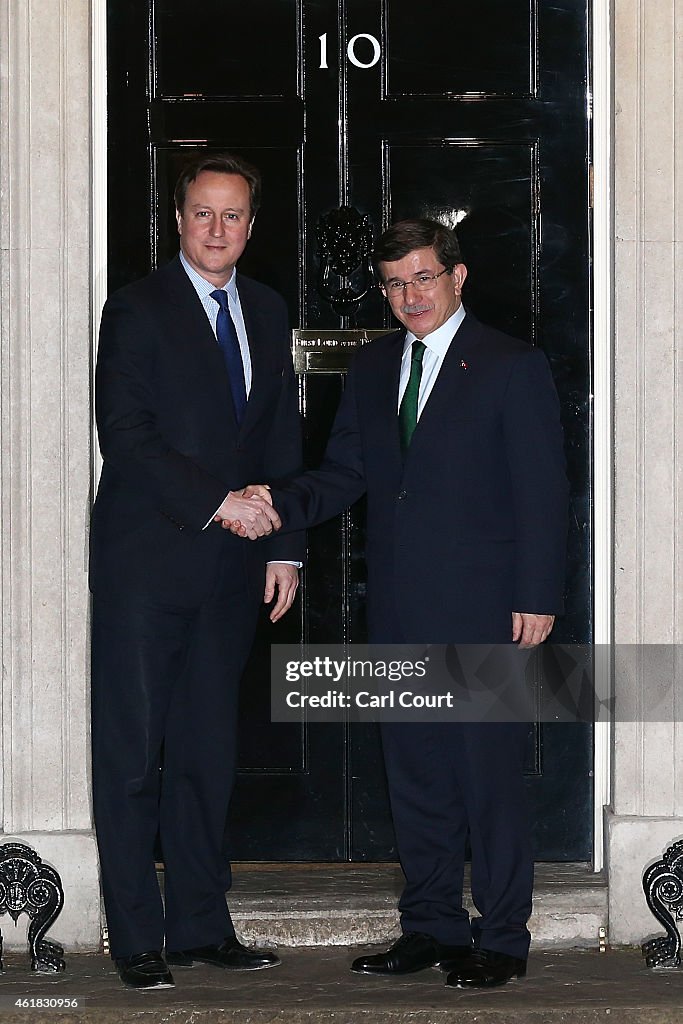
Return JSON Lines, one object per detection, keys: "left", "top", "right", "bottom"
{"left": 370, "top": 329, "right": 405, "bottom": 476}
{"left": 235, "top": 276, "right": 275, "bottom": 438}
{"left": 163, "top": 256, "right": 221, "bottom": 356}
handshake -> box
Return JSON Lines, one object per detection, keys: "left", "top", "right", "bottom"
{"left": 213, "top": 484, "right": 279, "bottom": 540}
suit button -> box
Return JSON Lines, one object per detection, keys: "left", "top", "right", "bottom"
{"left": 397, "top": 489, "right": 407, "bottom": 501}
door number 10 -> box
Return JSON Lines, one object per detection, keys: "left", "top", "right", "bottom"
{"left": 319, "top": 32, "right": 381, "bottom": 70}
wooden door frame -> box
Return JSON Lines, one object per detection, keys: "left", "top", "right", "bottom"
{"left": 90, "top": 0, "right": 613, "bottom": 870}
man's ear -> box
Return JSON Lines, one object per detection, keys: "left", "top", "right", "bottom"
{"left": 175, "top": 208, "right": 182, "bottom": 235}
{"left": 247, "top": 217, "right": 255, "bottom": 240}
{"left": 453, "top": 264, "right": 468, "bottom": 293}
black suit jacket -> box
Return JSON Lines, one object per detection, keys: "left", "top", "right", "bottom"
{"left": 272, "top": 311, "right": 568, "bottom": 643}
{"left": 90, "top": 256, "right": 305, "bottom": 607}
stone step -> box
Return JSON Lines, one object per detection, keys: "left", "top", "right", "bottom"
{"left": 0, "top": 946, "right": 680, "bottom": 1024}
{"left": 226, "top": 862, "right": 607, "bottom": 950}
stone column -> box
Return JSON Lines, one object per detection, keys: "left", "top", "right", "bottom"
{"left": 0, "top": 0, "right": 100, "bottom": 948}
{"left": 607, "top": 0, "right": 683, "bottom": 943}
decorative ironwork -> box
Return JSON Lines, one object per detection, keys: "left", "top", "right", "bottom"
{"left": 642, "top": 838, "right": 683, "bottom": 968}
{"left": 0, "top": 842, "right": 66, "bottom": 973}
{"left": 316, "top": 207, "right": 374, "bottom": 317}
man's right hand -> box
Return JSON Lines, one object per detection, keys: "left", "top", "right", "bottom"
{"left": 217, "top": 484, "right": 276, "bottom": 538}
{"left": 214, "top": 488, "right": 280, "bottom": 539}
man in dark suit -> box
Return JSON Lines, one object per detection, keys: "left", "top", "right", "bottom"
{"left": 90, "top": 154, "right": 304, "bottom": 989}
{"left": 236, "top": 219, "right": 568, "bottom": 988}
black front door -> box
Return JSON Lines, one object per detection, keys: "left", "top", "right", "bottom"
{"left": 107, "top": 0, "right": 592, "bottom": 861}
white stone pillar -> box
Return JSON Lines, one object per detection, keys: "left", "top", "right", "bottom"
{"left": 0, "top": 0, "right": 100, "bottom": 949}
{"left": 607, "top": 0, "right": 683, "bottom": 944}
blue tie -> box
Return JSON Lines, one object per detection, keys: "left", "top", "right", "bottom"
{"left": 211, "top": 289, "right": 247, "bottom": 426}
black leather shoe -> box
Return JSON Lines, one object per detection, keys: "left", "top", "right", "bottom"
{"left": 437, "top": 945, "right": 475, "bottom": 972}
{"left": 445, "top": 948, "right": 527, "bottom": 988}
{"left": 351, "top": 932, "right": 472, "bottom": 976}
{"left": 115, "top": 951, "right": 174, "bottom": 990}
{"left": 166, "top": 936, "right": 280, "bottom": 970}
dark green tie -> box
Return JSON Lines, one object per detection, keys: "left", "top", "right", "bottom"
{"left": 398, "top": 340, "right": 426, "bottom": 455}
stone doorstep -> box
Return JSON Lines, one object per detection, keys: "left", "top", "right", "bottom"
{"left": 1, "top": 948, "right": 682, "bottom": 1024}
{"left": 189, "top": 862, "right": 607, "bottom": 950}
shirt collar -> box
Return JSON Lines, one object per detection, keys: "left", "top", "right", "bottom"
{"left": 403, "top": 304, "right": 466, "bottom": 357}
{"left": 179, "top": 249, "right": 238, "bottom": 302}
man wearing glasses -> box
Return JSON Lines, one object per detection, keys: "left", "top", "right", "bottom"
{"left": 235, "top": 218, "right": 568, "bottom": 988}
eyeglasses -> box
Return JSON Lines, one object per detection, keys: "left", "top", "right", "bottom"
{"left": 381, "top": 268, "right": 450, "bottom": 295}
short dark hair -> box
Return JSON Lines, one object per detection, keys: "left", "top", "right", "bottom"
{"left": 373, "top": 218, "right": 463, "bottom": 277}
{"left": 174, "top": 153, "right": 262, "bottom": 218}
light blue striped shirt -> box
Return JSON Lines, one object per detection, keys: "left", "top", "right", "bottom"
{"left": 179, "top": 249, "right": 252, "bottom": 395}
{"left": 179, "top": 250, "right": 299, "bottom": 566}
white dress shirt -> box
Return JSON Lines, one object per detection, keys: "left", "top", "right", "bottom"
{"left": 397, "top": 304, "right": 466, "bottom": 414}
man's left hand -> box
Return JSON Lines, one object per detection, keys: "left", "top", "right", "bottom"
{"left": 265, "top": 563, "right": 299, "bottom": 622}
{"left": 512, "top": 612, "right": 555, "bottom": 648}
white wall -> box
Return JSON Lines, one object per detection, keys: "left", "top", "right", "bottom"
{"left": 607, "top": 0, "right": 683, "bottom": 944}
{"left": 0, "top": 0, "right": 100, "bottom": 949}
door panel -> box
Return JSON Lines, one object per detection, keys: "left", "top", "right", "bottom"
{"left": 107, "top": 0, "right": 592, "bottom": 861}
{"left": 388, "top": 141, "right": 538, "bottom": 337}
{"left": 154, "top": 0, "right": 300, "bottom": 99}
{"left": 385, "top": 1, "right": 534, "bottom": 97}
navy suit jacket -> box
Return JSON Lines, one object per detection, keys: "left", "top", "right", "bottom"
{"left": 90, "top": 255, "right": 305, "bottom": 607}
{"left": 272, "top": 311, "right": 568, "bottom": 643}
